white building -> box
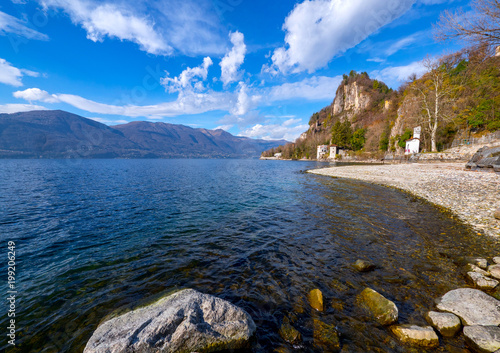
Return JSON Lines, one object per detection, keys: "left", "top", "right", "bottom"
{"left": 274, "top": 153, "right": 282, "bottom": 158}
{"left": 317, "top": 145, "right": 329, "bottom": 159}
{"left": 405, "top": 126, "right": 421, "bottom": 155}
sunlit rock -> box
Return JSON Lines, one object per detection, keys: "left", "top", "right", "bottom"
{"left": 467, "top": 271, "right": 499, "bottom": 290}
{"left": 425, "top": 311, "right": 461, "bottom": 337}
{"left": 354, "top": 259, "right": 376, "bottom": 272}
{"left": 464, "top": 326, "right": 500, "bottom": 353}
{"left": 357, "top": 288, "right": 398, "bottom": 325}
{"left": 390, "top": 325, "right": 439, "bottom": 348}
{"left": 308, "top": 289, "right": 324, "bottom": 312}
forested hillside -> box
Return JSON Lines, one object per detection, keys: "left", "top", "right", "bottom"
{"left": 262, "top": 45, "right": 500, "bottom": 159}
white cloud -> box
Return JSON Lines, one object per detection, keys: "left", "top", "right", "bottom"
{"left": 214, "top": 124, "right": 233, "bottom": 131}
{"left": 238, "top": 119, "right": 309, "bottom": 141}
{"left": 269, "top": 75, "right": 342, "bottom": 101}
{"left": 0, "top": 10, "right": 49, "bottom": 40}
{"left": 371, "top": 60, "right": 427, "bottom": 87}
{"left": 0, "top": 103, "right": 48, "bottom": 114}
{"left": 267, "top": 0, "right": 415, "bottom": 74}
{"left": 40, "top": 0, "right": 171, "bottom": 55}
{"left": 230, "top": 83, "right": 261, "bottom": 116}
{"left": 88, "top": 117, "right": 128, "bottom": 125}
{"left": 161, "top": 57, "right": 213, "bottom": 93}
{"left": 13, "top": 88, "right": 59, "bottom": 103}
{"left": 0, "top": 59, "right": 40, "bottom": 87}
{"left": 220, "top": 31, "right": 246, "bottom": 86}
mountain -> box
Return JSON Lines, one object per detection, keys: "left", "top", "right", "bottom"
{"left": 0, "top": 110, "right": 287, "bottom": 159}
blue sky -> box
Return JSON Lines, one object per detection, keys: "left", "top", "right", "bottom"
{"left": 0, "top": 0, "right": 467, "bottom": 140}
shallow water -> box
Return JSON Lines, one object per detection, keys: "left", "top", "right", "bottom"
{"left": 0, "top": 159, "right": 498, "bottom": 352}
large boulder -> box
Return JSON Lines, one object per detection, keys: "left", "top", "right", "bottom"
{"left": 425, "top": 311, "right": 461, "bottom": 337}
{"left": 435, "top": 288, "right": 500, "bottom": 326}
{"left": 390, "top": 325, "right": 439, "bottom": 348}
{"left": 83, "top": 289, "right": 256, "bottom": 353}
{"left": 357, "top": 288, "right": 398, "bottom": 325}
{"left": 463, "top": 326, "right": 500, "bottom": 353}
{"left": 466, "top": 146, "right": 500, "bottom": 171}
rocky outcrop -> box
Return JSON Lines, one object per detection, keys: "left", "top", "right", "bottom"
{"left": 333, "top": 81, "right": 372, "bottom": 118}
{"left": 83, "top": 289, "right": 256, "bottom": 353}
{"left": 435, "top": 288, "right": 500, "bottom": 326}
{"left": 390, "top": 325, "right": 439, "bottom": 348}
{"left": 464, "top": 326, "right": 500, "bottom": 352}
{"left": 466, "top": 146, "right": 500, "bottom": 171}
{"left": 425, "top": 311, "right": 461, "bottom": 337}
{"left": 357, "top": 288, "right": 398, "bottom": 325}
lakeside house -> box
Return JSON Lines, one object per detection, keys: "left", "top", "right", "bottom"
{"left": 317, "top": 144, "right": 346, "bottom": 160}
{"left": 405, "top": 126, "right": 421, "bottom": 155}
{"left": 274, "top": 152, "right": 282, "bottom": 158}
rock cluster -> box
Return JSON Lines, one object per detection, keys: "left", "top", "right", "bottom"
{"left": 466, "top": 146, "right": 500, "bottom": 172}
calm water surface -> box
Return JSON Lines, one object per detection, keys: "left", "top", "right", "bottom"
{"left": 0, "top": 159, "right": 498, "bottom": 353}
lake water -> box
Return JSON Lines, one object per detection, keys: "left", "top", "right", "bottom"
{"left": 0, "top": 159, "right": 498, "bottom": 353}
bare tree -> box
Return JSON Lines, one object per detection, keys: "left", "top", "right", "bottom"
{"left": 434, "top": 0, "right": 500, "bottom": 48}
{"left": 410, "top": 57, "right": 461, "bottom": 152}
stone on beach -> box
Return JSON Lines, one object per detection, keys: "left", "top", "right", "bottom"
{"left": 488, "top": 264, "right": 500, "bottom": 280}
{"left": 83, "top": 288, "right": 256, "bottom": 353}
{"left": 494, "top": 209, "right": 500, "bottom": 220}
{"left": 390, "top": 325, "right": 439, "bottom": 348}
{"left": 425, "top": 311, "right": 461, "bottom": 337}
{"left": 308, "top": 289, "right": 324, "bottom": 312}
{"left": 463, "top": 326, "right": 500, "bottom": 353}
{"left": 357, "top": 288, "right": 398, "bottom": 325}
{"left": 435, "top": 288, "right": 500, "bottom": 326}
{"left": 353, "top": 259, "right": 376, "bottom": 272}
{"left": 466, "top": 257, "right": 489, "bottom": 270}
{"left": 466, "top": 263, "right": 490, "bottom": 276}
{"left": 467, "top": 271, "right": 499, "bottom": 290}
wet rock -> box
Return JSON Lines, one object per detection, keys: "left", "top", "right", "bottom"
{"left": 357, "top": 288, "right": 398, "bottom": 325}
{"left": 308, "top": 289, "right": 324, "bottom": 312}
{"left": 435, "top": 288, "right": 500, "bottom": 326}
{"left": 494, "top": 209, "right": 500, "bottom": 220}
{"left": 425, "top": 311, "right": 461, "bottom": 337}
{"left": 467, "top": 263, "right": 491, "bottom": 276}
{"left": 83, "top": 288, "right": 256, "bottom": 353}
{"left": 468, "top": 271, "right": 499, "bottom": 290}
{"left": 274, "top": 346, "right": 292, "bottom": 353}
{"left": 313, "top": 319, "right": 340, "bottom": 352}
{"left": 390, "top": 325, "right": 439, "bottom": 348}
{"left": 488, "top": 264, "right": 500, "bottom": 280}
{"left": 279, "top": 316, "right": 302, "bottom": 344}
{"left": 493, "top": 257, "right": 500, "bottom": 265}
{"left": 354, "top": 259, "right": 376, "bottom": 272}
{"left": 465, "top": 257, "right": 489, "bottom": 270}
{"left": 463, "top": 326, "right": 500, "bottom": 353}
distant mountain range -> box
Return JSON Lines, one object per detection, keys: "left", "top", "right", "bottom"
{"left": 0, "top": 110, "right": 287, "bottom": 158}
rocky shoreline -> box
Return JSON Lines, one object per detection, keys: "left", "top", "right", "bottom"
{"left": 307, "top": 162, "right": 500, "bottom": 238}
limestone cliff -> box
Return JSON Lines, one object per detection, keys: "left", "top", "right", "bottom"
{"left": 333, "top": 81, "right": 372, "bottom": 118}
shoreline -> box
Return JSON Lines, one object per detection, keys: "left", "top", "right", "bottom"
{"left": 307, "top": 162, "right": 500, "bottom": 238}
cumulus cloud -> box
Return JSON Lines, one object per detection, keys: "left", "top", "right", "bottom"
{"left": 161, "top": 57, "right": 213, "bottom": 93}
{"left": 0, "top": 10, "right": 49, "bottom": 40}
{"left": 371, "top": 60, "right": 427, "bottom": 87}
{"left": 266, "top": 0, "right": 416, "bottom": 74}
{"left": 269, "top": 75, "right": 342, "bottom": 101}
{"left": 220, "top": 31, "right": 246, "bottom": 86}
{"left": 13, "top": 88, "right": 59, "bottom": 102}
{"left": 230, "top": 83, "right": 261, "bottom": 116}
{"left": 40, "top": 0, "right": 171, "bottom": 55}
{"left": 0, "top": 59, "right": 39, "bottom": 87}
{"left": 238, "top": 119, "right": 309, "bottom": 141}
{"left": 0, "top": 103, "right": 48, "bottom": 114}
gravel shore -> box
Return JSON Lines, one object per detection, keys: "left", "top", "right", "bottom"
{"left": 308, "top": 163, "right": 500, "bottom": 238}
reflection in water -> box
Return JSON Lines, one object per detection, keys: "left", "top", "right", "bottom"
{"left": 0, "top": 159, "right": 497, "bottom": 352}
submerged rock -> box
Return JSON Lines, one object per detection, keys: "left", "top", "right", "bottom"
{"left": 435, "top": 288, "right": 500, "bottom": 326}
{"left": 313, "top": 319, "right": 340, "bottom": 352}
{"left": 463, "top": 326, "right": 500, "bottom": 353}
{"left": 357, "top": 288, "right": 398, "bottom": 325}
{"left": 308, "top": 289, "right": 324, "bottom": 312}
{"left": 390, "top": 325, "right": 439, "bottom": 348}
{"left": 279, "top": 316, "right": 302, "bottom": 344}
{"left": 467, "top": 263, "right": 491, "bottom": 276}
{"left": 489, "top": 264, "right": 500, "bottom": 280}
{"left": 468, "top": 271, "right": 499, "bottom": 290}
{"left": 425, "top": 311, "right": 461, "bottom": 337}
{"left": 465, "top": 257, "right": 489, "bottom": 270}
{"left": 83, "top": 288, "right": 256, "bottom": 353}
{"left": 353, "top": 259, "right": 376, "bottom": 272}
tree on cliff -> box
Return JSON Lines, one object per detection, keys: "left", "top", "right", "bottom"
{"left": 409, "top": 57, "right": 461, "bottom": 152}
{"left": 434, "top": 0, "right": 500, "bottom": 48}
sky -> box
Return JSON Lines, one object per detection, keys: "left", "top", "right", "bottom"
{"left": 0, "top": 0, "right": 468, "bottom": 141}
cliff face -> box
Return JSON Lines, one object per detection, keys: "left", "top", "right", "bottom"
{"left": 333, "top": 81, "right": 373, "bottom": 118}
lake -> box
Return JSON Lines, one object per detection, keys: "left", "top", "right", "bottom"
{"left": 0, "top": 159, "right": 497, "bottom": 352}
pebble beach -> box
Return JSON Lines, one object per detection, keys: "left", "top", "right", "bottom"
{"left": 308, "top": 163, "right": 500, "bottom": 238}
